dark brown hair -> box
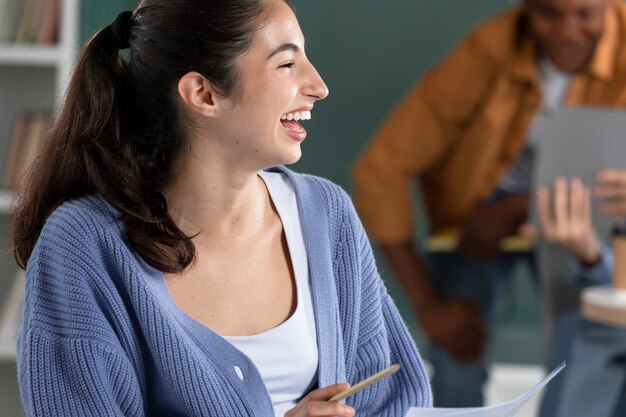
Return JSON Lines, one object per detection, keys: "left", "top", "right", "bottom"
{"left": 13, "top": 0, "right": 285, "bottom": 272}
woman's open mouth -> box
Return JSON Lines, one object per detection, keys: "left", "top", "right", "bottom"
{"left": 280, "top": 110, "right": 311, "bottom": 142}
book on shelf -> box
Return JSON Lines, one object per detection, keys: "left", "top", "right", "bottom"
{"left": 0, "top": 0, "right": 58, "bottom": 45}
{"left": 3, "top": 112, "right": 29, "bottom": 189}
{"left": 0, "top": 0, "right": 24, "bottom": 43}
{"left": 14, "top": 0, "right": 36, "bottom": 43}
{"left": 37, "top": 0, "right": 59, "bottom": 45}
{"left": 3, "top": 111, "right": 50, "bottom": 190}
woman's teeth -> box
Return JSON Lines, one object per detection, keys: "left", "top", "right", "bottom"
{"left": 281, "top": 111, "right": 311, "bottom": 121}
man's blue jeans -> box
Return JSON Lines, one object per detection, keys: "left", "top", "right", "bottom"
{"left": 423, "top": 250, "right": 535, "bottom": 407}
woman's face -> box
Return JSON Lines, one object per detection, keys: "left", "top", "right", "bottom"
{"left": 218, "top": 0, "right": 329, "bottom": 169}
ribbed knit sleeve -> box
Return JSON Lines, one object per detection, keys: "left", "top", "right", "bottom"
{"left": 17, "top": 199, "right": 145, "bottom": 417}
{"left": 320, "top": 179, "right": 432, "bottom": 416}
{"left": 18, "top": 327, "right": 144, "bottom": 417}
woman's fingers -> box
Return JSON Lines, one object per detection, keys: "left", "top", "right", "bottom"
{"left": 535, "top": 177, "right": 601, "bottom": 262}
{"left": 570, "top": 177, "right": 590, "bottom": 227}
{"left": 285, "top": 383, "right": 355, "bottom": 417}
{"left": 599, "top": 201, "right": 626, "bottom": 217}
{"left": 552, "top": 177, "right": 568, "bottom": 234}
{"left": 593, "top": 184, "right": 626, "bottom": 200}
{"left": 537, "top": 178, "right": 592, "bottom": 242}
{"left": 596, "top": 169, "right": 626, "bottom": 185}
{"left": 595, "top": 169, "right": 626, "bottom": 217}
{"left": 287, "top": 401, "right": 355, "bottom": 417}
{"left": 305, "top": 383, "right": 350, "bottom": 401}
{"left": 303, "top": 401, "right": 356, "bottom": 416}
{"left": 594, "top": 169, "right": 626, "bottom": 198}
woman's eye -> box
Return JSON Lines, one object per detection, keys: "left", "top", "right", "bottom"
{"left": 279, "top": 62, "right": 295, "bottom": 69}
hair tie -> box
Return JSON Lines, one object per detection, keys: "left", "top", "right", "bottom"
{"left": 111, "top": 11, "right": 133, "bottom": 50}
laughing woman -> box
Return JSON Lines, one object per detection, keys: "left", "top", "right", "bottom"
{"left": 12, "top": 1, "right": 431, "bottom": 416}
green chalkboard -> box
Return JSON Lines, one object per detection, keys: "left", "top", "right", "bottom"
{"left": 80, "top": 0, "right": 138, "bottom": 44}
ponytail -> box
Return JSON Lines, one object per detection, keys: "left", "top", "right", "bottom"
{"left": 12, "top": 13, "right": 194, "bottom": 272}
{"left": 13, "top": 0, "right": 278, "bottom": 272}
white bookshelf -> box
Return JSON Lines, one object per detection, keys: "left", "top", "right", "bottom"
{"left": 0, "top": 0, "right": 79, "bottom": 365}
{"left": 0, "top": 190, "right": 14, "bottom": 213}
{"left": 0, "top": 342, "right": 16, "bottom": 361}
{"left": 0, "top": 45, "right": 63, "bottom": 66}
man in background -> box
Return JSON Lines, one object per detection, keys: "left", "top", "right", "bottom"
{"left": 352, "top": 0, "right": 626, "bottom": 407}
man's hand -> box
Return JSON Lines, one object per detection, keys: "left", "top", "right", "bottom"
{"left": 458, "top": 194, "right": 529, "bottom": 260}
{"left": 380, "top": 242, "right": 486, "bottom": 362}
{"left": 418, "top": 299, "right": 486, "bottom": 362}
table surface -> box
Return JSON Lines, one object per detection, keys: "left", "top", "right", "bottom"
{"left": 581, "top": 286, "right": 626, "bottom": 328}
{"left": 425, "top": 228, "right": 534, "bottom": 252}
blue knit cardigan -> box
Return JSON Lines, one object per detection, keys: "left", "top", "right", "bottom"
{"left": 17, "top": 166, "right": 432, "bottom": 416}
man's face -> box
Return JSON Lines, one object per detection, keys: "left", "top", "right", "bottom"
{"left": 525, "top": 0, "right": 609, "bottom": 73}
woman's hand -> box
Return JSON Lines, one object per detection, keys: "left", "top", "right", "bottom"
{"left": 594, "top": 169, "right": 626, "bottom": 218}
{"left": 284, "top": 383, "right": 356, "bottom": 417}
{"left": 537, "top": 177, "right": 600, "bottom": 264}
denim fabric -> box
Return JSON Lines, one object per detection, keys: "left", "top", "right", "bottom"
{"left": 538, "top": 312, "right": 585, "bottom": 417}
{"left": 422, "top": 188, "right": 535, "bottom": 407}
{"left": 538, "top": 243, "right": 622, "bottom": 417}
{"left": 555, "top": 322, "right": 626, "bottom": 417}
{"left": 424, "top": 250, "right": 534, "bottom": 406}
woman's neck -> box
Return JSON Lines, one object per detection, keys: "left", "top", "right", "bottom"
{"left": 161, "top": 152, "right": 270, "bottom": 238}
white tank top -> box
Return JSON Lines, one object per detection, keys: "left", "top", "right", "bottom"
{"left": 224, "top": 170, "right": 318, "bottom": 410}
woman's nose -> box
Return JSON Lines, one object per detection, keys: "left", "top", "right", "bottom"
{"left": 304, "top": 63, "right": 329, "bottom": 101}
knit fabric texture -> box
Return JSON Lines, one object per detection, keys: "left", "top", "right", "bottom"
{"left": 17, "top": 166, "right": 432, "bottom": 416}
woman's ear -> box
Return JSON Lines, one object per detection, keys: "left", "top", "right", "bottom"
{"left": 177, "top": 72, "right": 223, "bottom": 118}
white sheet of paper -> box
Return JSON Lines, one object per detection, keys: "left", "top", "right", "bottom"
{"left": 405, "top": 362, "right": 565, "bottom": 417}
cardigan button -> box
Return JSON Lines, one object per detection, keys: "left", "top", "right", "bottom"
{"left": 234, "top": 365, "right": 244, "bottom": 381}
